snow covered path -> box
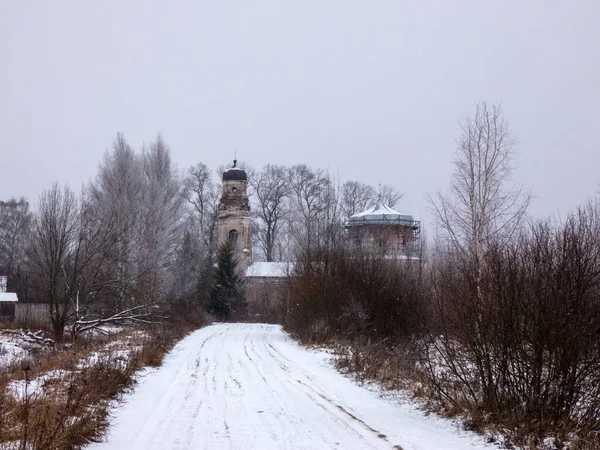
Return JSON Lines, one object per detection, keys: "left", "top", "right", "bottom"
{"left": 89, "top": 323, "right": 492, "bottom": 450}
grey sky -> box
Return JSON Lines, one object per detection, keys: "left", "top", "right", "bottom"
{"left": 1, "top": 1, "right": 599, "bottom": 226}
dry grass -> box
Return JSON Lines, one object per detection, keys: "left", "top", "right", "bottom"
{"left": 333, "top": 339, "right": 418, "bottom": 391}
{"left": 332, "top": 337, "right": 600, "bottom": 450}
{"left": 0, "top": 322, "right": 197, "bottom": 450}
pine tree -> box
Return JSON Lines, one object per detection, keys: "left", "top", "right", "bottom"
{"left": 206, "top": 240, "right": 244, "bottom": 320}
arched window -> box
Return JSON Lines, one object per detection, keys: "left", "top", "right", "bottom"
{"left": 229, "top": 229, "right": 239, "bottom": 246}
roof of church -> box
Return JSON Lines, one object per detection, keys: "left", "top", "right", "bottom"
{"left": 245, "top": 262, "right": 294, "bottom": 278}
{"left": 0, "top": 293, "right": 18, "bottom": 302}
{"left": 348, "top": 201, "right": 416, "bottom": 227}
{"left": 223, "top": 159, "right": 247, "bottom": 181}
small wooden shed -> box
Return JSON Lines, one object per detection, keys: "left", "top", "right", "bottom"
{"left": 0, "top": 275, "right": 18, "bottom": 320}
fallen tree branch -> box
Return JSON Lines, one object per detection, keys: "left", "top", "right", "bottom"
{"left": 70, "top": 303, "right": 165, "bottom": 335}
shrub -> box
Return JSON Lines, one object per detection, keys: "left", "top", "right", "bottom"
{"left": 285, "top": 248, "right": 427, "bottom": 345}
{"left": 424, "top": 209, "right": 600, "bottom": 444}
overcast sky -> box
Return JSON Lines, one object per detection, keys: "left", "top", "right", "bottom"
{"left": 1, "top": 1, "right": 599, "bottom": 226}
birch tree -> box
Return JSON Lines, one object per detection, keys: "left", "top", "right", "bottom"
{"left": 430, "top": 102, "right": 530, "bottom": 262}
{"left": 90, "top": 133, "right": 144, "bottom": 308}
{"left": 139, "top": 134, "right": 185, "bottom": 303}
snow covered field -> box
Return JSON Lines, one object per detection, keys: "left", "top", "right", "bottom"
{"left": 88, "top": 323, "right": 492, "bottom": 450}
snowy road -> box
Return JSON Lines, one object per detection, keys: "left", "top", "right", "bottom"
{"left": 89, "top": 323, "right": 491, "bottom": 450}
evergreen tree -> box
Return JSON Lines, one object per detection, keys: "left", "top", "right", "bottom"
{"left": 206, "top": 240, "right": 244, "bottom": 320}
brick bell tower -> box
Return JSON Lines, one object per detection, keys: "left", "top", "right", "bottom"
{"left": 217, "top": 160, "right": 252, "bottom": 271}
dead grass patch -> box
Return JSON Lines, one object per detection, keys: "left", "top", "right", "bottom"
{"left": 0, "top": 321, "right": 197, "bottom": 449}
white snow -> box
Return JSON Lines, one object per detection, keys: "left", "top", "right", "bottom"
{"left": 351, "top": 202, "right": 406, "bottom": 218}
{"left": 8, "top": 369, "right": 69, "bottom": 400}
{"left": 348, "top": 201, "right": 415, "bottom": 225}
{"left": 245, "top": 262, "right": 293, "bottom": 278}
{"left": 88, "top": 323, "right": 494, "bottom": 450}
{"left": 0, "top": 292, "right": 18, "bottom": 302}
{"left": 0, "top": 339, "right": 28, "bottom": 366}
{"left": 0, "top": 330, "right": 51, "bottom": 368}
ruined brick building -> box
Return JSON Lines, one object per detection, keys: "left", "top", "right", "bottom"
{"left": 216, "top": 161, "right": 419, "bottom": 321}
{"left": 346, "top": 200, "right": 420, "bottom": 257}
{"left": 217, "top": 160, "right": 252, "bottom": 271}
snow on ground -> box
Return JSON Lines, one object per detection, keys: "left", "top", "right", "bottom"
{"left": 88, "top": 323, "right": 494, "bottom": 450}
{"left": 2, "top": 326, "right": 140, "bottom": 403}
{"left": 0, "top": 329, "right": 51, "bottom": 369}
{"left": 8, "top": 369, "right": 69, "bottom": 400}
{"left": 0, "top": 338, "right": 28, "bottom": 367}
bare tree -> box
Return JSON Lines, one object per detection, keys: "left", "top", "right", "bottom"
{"left": 90, "top": 133, "right": 144, "bottom": 309}
{"left": 67, "top": 188, "right": 147, "bottom": 336}
{"left": 429, "top": 102, "right": 530, "bottom": 262}
{"left": 180, "top": 162, "right": 221, "bottom": 313}
{"left": 91, "top": 134, "right": 186, "bottom": 308}
{"left": 0, "top": 198, "right": 31, "bottom": 275}
{"left": 380, "top": 184, "right": 403, "bottom": 209}
{"left": 424, "top": 103, "right": 533, "bottom": 426}
{"left": 341, "top": 181, "right": 376, "bottom": 218}
{"left": 321, "top": 170, "right": 344, "bottom": 250}
{"left": 249, "top": 164, "right": 290, "bottom": 261}
{"left": 183, "top": 162, "right": 220, "bottom": 253}
{"left": 139, "top": 134, "right": 186, "bottom": 303}
{"left": 26, "top": 184, "right": 125, "bottom": 339}
{"left": 27, "top": 184, "right": 79, "bottom": 340}
{"left": 288, "top": 165, "right": 331, "bottom": 254}
{"left": 170, "top": 217, "right": 203, "bottom": 298}
{"left": 594, "top": 184, "right": 600, "bottom": 223}
{"left": 341, "top": 181, "right": 403, "bottom": 218}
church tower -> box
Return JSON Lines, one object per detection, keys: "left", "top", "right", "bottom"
{"left": 217, "top": 160, "right": 252, "bottom": 270}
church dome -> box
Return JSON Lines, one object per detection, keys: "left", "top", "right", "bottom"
{"left": 348, "top": 201, "right": 415, "bottom": 227}
{"left": 222, "top": 160, "right": 247, "bottom": 181}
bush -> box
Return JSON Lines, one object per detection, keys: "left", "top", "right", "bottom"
{"left": 285, "top": 248, "right": 427, "bottom": 345}
{"left": 424, "top": 209, "right": 600, "bottom": 445}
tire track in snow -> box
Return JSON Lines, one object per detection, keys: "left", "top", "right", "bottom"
{"left": 88, "top": 323, "right": 493, "bottom": 450}
{"left": 261, "top": 338, "right": 394, "bottom": 447}
{"left": 248, "top": 326, "right": 386, "bottom": 449}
